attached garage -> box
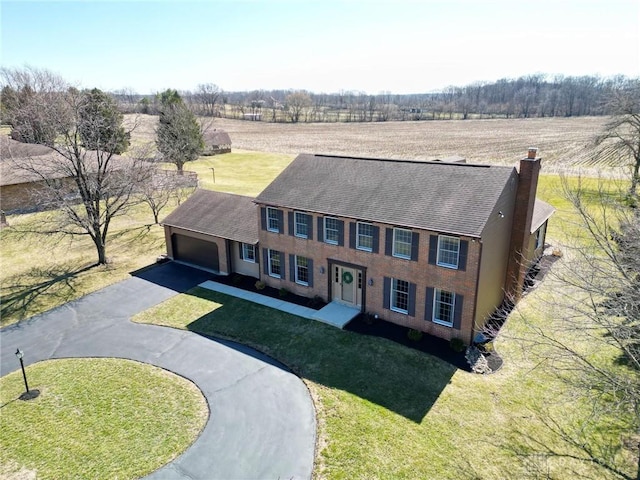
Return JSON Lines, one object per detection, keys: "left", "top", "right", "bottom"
{"left": 162, "top": 189, "right": 260, "bottom": 277}
{"left": 171, "top": 234, "right": 219, "bottom": 271}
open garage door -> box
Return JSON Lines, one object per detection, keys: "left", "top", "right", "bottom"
{"left": 171, "top": 234, "right": 219, "bottom": 272}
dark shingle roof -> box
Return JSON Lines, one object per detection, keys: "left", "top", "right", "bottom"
{"left": 255, "top": 154, "right": 517, "bottom": 237}
{"left": 162, "top": 189, "right": 258, "bottom": 244}
{"left": 203, "top": 129, "right": 232, "bottom": 146}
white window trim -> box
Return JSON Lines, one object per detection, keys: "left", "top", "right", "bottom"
{"left": 267, "top": 249, "right": 281, "bottom": 278}
{"left": 392, "top": 227, "right": 412, "bottom": 259}
{"left": 356, "top": 222, "right": 373, "bottom": 252}
{"left": 294, "top": 256, "right": 309, "bottom": 286}
{"left": 390, "top": 278, "right": 409, "bottom": 314}
{"left": 432, "top": 289, "right": 455, "bottom": 327}
{"left": 535, "top": 223, "right": 546, "bottom": 249}
{"left": 266, "top": 207, "right": 279, "bottom": 233}
{"left": 294, "top": 211, "right": 308, "bottom": 239}
{"left": 436, "top": 235, "right": 460, "bottom": 269}
{"left": 324, "top": 217, "right": 339, "bottom": 245}
{"left": 241, "top": 243, "right": 255, "bottom": 263}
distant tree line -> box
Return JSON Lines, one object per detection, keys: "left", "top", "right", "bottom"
{"left": 109, "top": 74, "right": 638, "bottom": 123}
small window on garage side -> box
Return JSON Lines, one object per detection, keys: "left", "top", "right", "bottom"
{"left": 241, "top": 243, "right": 255, "bottom": 263}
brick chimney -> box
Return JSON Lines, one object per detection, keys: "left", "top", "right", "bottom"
{"left": 505, "top": 148, "right": 541, "bottom": 301}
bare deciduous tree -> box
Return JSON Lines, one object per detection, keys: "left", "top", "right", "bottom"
{"left": 510, "top": 177, "right": 640, "bottom": 479}
{"left": 195, "top": 83, "right": 221, "bottom": 117}
{"left": 5, "top": 78, "right": 148, "bottom": 265}
{"left": 595, "top": 80, "right": 640, "bottom": 199}
{"left": 284, "top": 91, "right": 312, "bottom": 123}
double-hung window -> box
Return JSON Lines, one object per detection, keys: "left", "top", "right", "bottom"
{"left": 390, "top": 278, "right": 410, "bottom": 314}
{"left": 393, "top": 228, "right": 412, "bottom": 259}
{"left": 324, "top": 217, "right": 340, "bottom": 244}
{"left": 356, "top": 222, "right": 373, "bottom": 251}
{"left": 437, "top": 235, "right": 460, "bottom": 268}
{"left": 266, "top": 207, "right": 280, "bottom": 233}
{"left": 268, "top": 249, "right": 282, "bottom": 278}
{"left": 433, "top": 289, "right": 455, "bottom": 327}
{"left": 241, "top": 243, "right": 255, "bottom": 263}
{"left": 295, "top": 256, "right": 309, "bottom": 285}
{"left": 294, "top": 212, "right": 308, "bottom": 238}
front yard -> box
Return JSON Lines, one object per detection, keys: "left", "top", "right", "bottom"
{"left": 133, "top": 284, "right": 635, "bottom": 479}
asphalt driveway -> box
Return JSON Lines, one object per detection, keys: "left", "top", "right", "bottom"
{"left": 0, "top": 262, "right": 316, "bottom": 479}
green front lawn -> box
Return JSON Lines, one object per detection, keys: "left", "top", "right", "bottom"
{"left": 133, "top": 286, "right": 634, "bottom": 479}
{"left": 0, "top": 358, "right": 208, "bottom": 479}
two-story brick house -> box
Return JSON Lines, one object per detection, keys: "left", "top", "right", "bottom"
{"left": 162, "top": 149, "right": 553, "bottom": 345}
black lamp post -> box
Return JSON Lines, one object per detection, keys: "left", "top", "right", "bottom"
{"left": 15, "top": 348, "right": 30, "bottom": 394}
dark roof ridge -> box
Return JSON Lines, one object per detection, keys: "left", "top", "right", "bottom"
{"left": 311, "top": 152, "right": 494, "bottom": 168}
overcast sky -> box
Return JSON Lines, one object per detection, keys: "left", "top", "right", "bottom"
{"left": 2, "top": 0, "right": 638, "bottom": 94}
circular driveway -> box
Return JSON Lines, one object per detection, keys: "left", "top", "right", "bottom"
{"left": 0, "top": 263, "right": 316, "bottom": 479}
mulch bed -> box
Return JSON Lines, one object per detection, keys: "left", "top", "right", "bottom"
{"left": 346, "top": 315, "right": 471, "bottom": 371}
{"left": 210, "top": 273, "right": 327, "bottom": 310}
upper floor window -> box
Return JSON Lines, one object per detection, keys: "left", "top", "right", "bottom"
{"left": 390, "top": 278, "right": 409, "bottom": 314}
{"left": 295, "top": 212, "right": 309, "bottom": 238}
{"left": 433, "top": 289, "right": 455, "bottom": 327}
{"left": 437, "top": 235, "right": 460, "bottom": 268}
{"left": 324, "top": 217, "right": 340, "bottom": 245}
{"left": 241, "top": 243, "right": 255, "bottom": 263}
{"left": 268, "top": 249, "right": 282, "bottom": 278}
{"left": 267, "top": 207, "right": 280, "bottom": 233}
{"left": 357, "top": 222, "right": 373, "bottom": 251}
{"left": 393, "top": 228, "right": 412, "bottom": 259}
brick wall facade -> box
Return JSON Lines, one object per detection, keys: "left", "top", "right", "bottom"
{"left": 257, "top": 206, "right": 483, "bottom": 344}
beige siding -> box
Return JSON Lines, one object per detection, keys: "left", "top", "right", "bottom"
{"left": 474, "top": 170, "right": 518, "bottom": 336}
{"left": 232, "top": 241, "right": 260, "bottom": 278}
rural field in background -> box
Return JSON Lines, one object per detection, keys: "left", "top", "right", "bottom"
{"left": 126, "top": 114, "right": 611, "bottom": 176}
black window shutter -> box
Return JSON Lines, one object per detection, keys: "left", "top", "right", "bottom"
{"left": 372, "top": 226, "right": 380, "bottom": 253}
{"left": 307, "top": 259, "right": 314, "bottom": 287}
{"left": 385, "top": 228, "right": 393, "bottom": 256}
{"left": 260, "top": 207, "right": 267, "bottom": 231}
{"left": 349, "top": 222, "right": 356, "bottom": 249}
{"left": 289, "top": 254, "right": 295, "bottom": 282}
{"left": 458, "top": 240, "right": 468, "bottom": 271}
{"left": 410, "top": 232, "right": 420, "bottom": 261}
{"left": 383, "top": 277, "right": 391, "bottom": 309}
{"left": 453, "top": 294, "right": 464, "bottom": 329}
{"left": 239, "top": 244, "right": 244, "bottom": 260}
{"left": 262, "top": 248, "right": 268, "bottom": 274}
{"left": 255, "top": 247, "right": 260, "bottom": 264}
{"left": 317, "top": 217, "right": 324, "bottom": 243}
{"left": 288, "top": 212, "right": 294, "bottom": 236}
{"left": 425, "top": 287, "right": 434, "bottom": 321}
{"left": 428, "top": 235, "right": 438, "bottom": 265}
{"left": 337, "top": 220, "right": 345, "bottom": 246}
{"left": 307, "top": 214, "right": 314, "bottom": 240}
{"left": 276, "top": 209, "right": 284, "bottom": 233}
{"left": 280, "top": 252, "right": 286, "bottom": 280}
{"left": 408, "top": 282, "right": 417, "bottom": 317}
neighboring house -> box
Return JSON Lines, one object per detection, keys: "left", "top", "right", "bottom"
{"left": 162, "top": 189, "right": 259, "bottom": 278}
{"left": 162, "top": 149, "right": 554, "bottom": 345}
{"left": 0, "top": 136, "right": 76, "bottom": 213}
{"left": 202, "top": 129, "right": 232, "bottom": 155}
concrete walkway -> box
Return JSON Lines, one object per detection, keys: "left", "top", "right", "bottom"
{"left": 199, "top": 280, "right": 361, "bottom": 328}
{"left": 0, "top": 263, "right": 316, "bottom": 480}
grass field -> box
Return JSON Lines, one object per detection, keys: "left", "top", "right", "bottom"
{"left": 0, "top": 358, "right": 207, "bottom": 479}
{"left": 2, "top": 119, "right": 634, "bottom": 478}
{"left": 126, "top": 114, "right": 610, "bottom": 175}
